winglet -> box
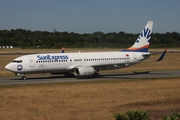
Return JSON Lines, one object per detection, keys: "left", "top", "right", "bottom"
{"left": 156, "top": 48, "right": 168, "bottom": 61}
{"left": 61, "top": 47, "right": 65, "bottom": 53}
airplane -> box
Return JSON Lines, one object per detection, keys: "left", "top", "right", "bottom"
{"left": 5, "top": 21, "right": 167, "bottom": 80}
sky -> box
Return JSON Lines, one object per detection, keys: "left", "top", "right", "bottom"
{"left": 0, "top": 0, "right": 180, "bottom": 34}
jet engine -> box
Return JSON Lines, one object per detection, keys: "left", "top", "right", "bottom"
{"left": 74, "top": 66, "right": 95, "bottom": 77}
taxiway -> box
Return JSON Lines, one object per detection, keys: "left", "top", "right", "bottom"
{"left": 0, "top": 71, "right": 180, "bottom": 85}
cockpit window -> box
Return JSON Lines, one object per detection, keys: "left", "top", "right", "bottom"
{"left": 12, "top": 60, "right": 22, "bottom": 63}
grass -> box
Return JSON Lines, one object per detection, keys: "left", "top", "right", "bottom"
{"left": 1, "top": 78, "right": 180, "bottom": 120}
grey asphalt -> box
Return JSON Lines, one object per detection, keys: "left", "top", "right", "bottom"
{"left": 0, "top": 71, "right": 180, "bottom": 85}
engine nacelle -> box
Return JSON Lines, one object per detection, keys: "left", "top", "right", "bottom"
{"left": 74, "top": 66, "right": 95, "bottom": 77}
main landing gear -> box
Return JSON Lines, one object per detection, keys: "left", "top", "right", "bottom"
{"left": 93, "top": 72, "right": 100, "bottom": 78}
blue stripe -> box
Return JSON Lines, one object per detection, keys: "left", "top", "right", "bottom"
{"left": 122, "top": 48, "right": 149, "bottom": 52}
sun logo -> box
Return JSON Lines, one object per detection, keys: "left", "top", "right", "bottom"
{"left": 17, "top": 65, "right": 23, "bottom": 71}
{"left": 136, "top": 28, "right": 151, "bottom": 43}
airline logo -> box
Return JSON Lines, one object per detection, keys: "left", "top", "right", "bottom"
{"left": 136, "top": 28, "right": 151, "bottom": 43}
{"left": 37, "top": 55, "right": 69, "bottom": 61}
{"left": 17, "top": 64, "right": 23, "bottom": 71}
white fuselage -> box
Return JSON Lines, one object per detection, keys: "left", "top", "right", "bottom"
{"left": 5, "top": 51, "right": 149, "bottom": 75}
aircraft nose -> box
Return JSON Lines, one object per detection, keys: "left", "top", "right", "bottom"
{"left": 5, "top": 63, "right": 12, "bottom": 71}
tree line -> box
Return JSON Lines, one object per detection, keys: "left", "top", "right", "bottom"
{"left": 0, "top": 29, "right": 180, "bottom": 49}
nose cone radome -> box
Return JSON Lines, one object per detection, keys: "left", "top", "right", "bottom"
{"left": 5, "top": 63, "right": 12, "bottom": 71}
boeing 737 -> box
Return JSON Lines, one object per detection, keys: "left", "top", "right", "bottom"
{"left": 5, "top": 21, "right": 167, "bottom": 80}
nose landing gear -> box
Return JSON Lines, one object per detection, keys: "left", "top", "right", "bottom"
{"left": 22, "top": 76, "right": 27, "bottom": 80}
{"left": 16, "top": 73, "right": 27, "bottom": 80}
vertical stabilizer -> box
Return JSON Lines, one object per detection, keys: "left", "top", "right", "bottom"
{"left": 122, "top": 21, "right": 153, "bottom": 52}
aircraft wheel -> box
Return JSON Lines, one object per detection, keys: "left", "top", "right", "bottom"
{"left": 63, "top": 73, "right": 75, "bottom": 77}
{"left": 22, "top": 76, "right": 26, "bottom": 80}
{"left": 93, "top": 73, "right": 100, "bottom": 78}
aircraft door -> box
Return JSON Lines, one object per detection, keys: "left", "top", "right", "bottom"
{"left": 29, "top": 57, "right": 35, "bottom": 67}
